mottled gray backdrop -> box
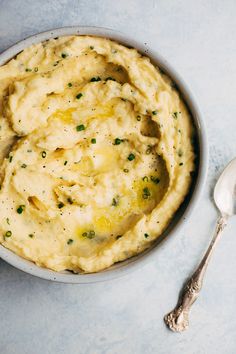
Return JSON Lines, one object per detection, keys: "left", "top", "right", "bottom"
{"left": 0, "top": 1, "right": 236, "bottom": 353}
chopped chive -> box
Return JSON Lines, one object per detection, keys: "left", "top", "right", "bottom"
{"left": 143, "top": 187, "right": 150, "bottom": 195}
{"left": 112, "top": 197, "right": 119, "bottom": 206}
{"left": 6, "top": 218, "right": 10, "bottom": 225}
{"left": 127, "top": 153, "right": 135, "bottom": 161}
{"left": 21, "top": 163, "right": 27, "bottom": 168}
{"left": 25, "top": 68, "right": 32, "bottom": 72}
{"left": 179, "top": 162, "right": 184, "bottom": 166}
{"left": 58, "top": 202, "right": 64, "bottom": 209}
{"left": 5, "top": 230, "right": 12, "bottom": 238}
{"left": 68, "top": 82, "right": 72, "bottom": 87}
{"left": 114, "top": 138, "right": 124, "bottom": 145}
{"left": 61, "top": 53, "right": 68, "bottom": 58}
{"left": 29, "top": 234, "right": 34, "bottom": 238}
{"left": 76, "top": 124, "right": 85, "bottom": 132}
{"left": 9, "top": 155, "right": 13, "bottom": 163}
{"left": 76, "top": 93, "right": 83, "bottom": 100}
{"left": 91, "top": 138, "right": 96, "bottom": 144}
{"left": 67, "top": 238, "right": 74, "bottom": 245}
{"left": 88, "top": 230, "right": 95, "bottom": 238}
{"left": 142, "top": 176, "right": 149, "bottom": 182}
{"left": 16, "top": 205, "right": 25, "bottom": 214}
{"left": 41, "top": 151, "right": 47, "bottom": 158}
{"left": 173, "top": 112, "right": 178, "bottom": 119}
{"left": 123, "top": 168, "right": 129, "bottom": 173}
{"left": 142, "top": 187, "right": 151, "bottom": 199}
{"left": 34, "top": 67, "right": 38, "bottom": 72}
{"left": 152, "top": 110, "right": 158, "bottom": 115}
{"left": 64, "top": 160, "right": 68, "bottom": 166}
{"left": 178, "top": 149, "right": 183, "bottom": 157}
{"left": 144, "top": 233, "right": 149, "bottom": 238}
{"left": 82, "top": 230, "right": 95, "bottom": 239}
{"left": 89, "top": 46, "right": 94, "bottom": 50}
{"left": 90, "top": 76, "right": 101, "bottom": 82}
{"left": 136, "top": 115, "right": 141, "bottom": 121}
{"left": 150, "top": 176, "right": 160, "bottom": 184}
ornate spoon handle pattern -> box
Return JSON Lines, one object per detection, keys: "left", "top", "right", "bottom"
{"left": 164, "top": 215, "right": 228, "bottom": 332}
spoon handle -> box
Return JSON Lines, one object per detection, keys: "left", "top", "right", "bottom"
{"left": 164, "top": 215, "right": 228, "bottom": 332}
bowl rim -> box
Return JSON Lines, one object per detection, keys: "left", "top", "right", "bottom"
{"left": 0, "top": 26, "right": 208, "bottom": 283}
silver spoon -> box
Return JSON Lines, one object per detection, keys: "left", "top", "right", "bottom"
{"left": 164, "top": 157, "right": 236, "bottom": 332}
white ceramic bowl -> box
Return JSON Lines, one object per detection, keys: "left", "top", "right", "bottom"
{"left": 0, "top": 26, "right": 208, "bottom": 283}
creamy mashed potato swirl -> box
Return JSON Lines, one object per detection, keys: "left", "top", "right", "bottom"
{"left": 0, "top": 36, "right": 195, "bottom": 272}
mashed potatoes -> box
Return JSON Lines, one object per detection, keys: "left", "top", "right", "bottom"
{"left": 0, "top": 36, "right": 195, "bottom": 273}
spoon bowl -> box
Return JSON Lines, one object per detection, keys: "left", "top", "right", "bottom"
{"left": 214, "top": 158, "right": 236, "bottom": 217}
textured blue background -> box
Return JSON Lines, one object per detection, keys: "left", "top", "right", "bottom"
{"left": 0, "top": 1, "right": 236, "bottom": 353}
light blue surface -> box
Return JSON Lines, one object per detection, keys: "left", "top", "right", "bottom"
{"left": 0, "top": 1, "right": 236, "bottom": 353}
